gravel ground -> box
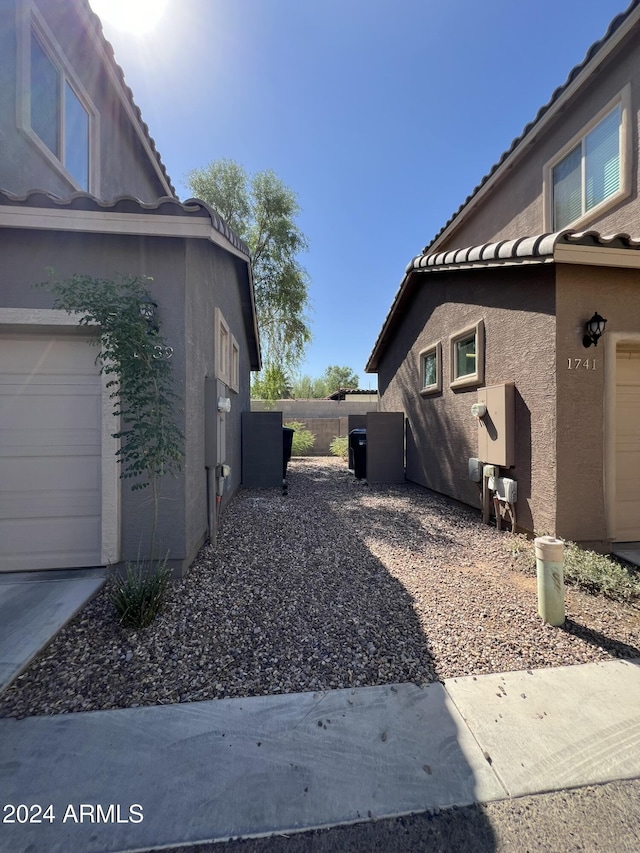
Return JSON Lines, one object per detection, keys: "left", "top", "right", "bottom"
{"left": 1, "top": 457, "right": 640, "bottom": 718}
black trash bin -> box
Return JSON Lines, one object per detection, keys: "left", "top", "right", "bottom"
{"left": 282, "top": 427, "right": 295, "bottom": 480}
{"left": 349, "top": 428, "right": 367, "bottom": 479}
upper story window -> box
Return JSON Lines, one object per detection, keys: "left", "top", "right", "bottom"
{"left": 545, "top": 86, "right": 630, "bottom": 231}
{"left": 18, "top": 4, "right": 98, "bottom": 193}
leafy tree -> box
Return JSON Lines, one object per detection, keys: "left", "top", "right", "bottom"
{"left": 322, "top": 365, "right": 359, "bottom": 394}
{"left": 250, "top": 363, "right": 292, "bottom": 402}
{"left": 41, "top": 273, "right": 183, "bottom": 559}
{"left": 187, "top": 159, "right": 311, "bottom": 394}
{"left": 290, "top": 373, "right": 329, "bottom": 399}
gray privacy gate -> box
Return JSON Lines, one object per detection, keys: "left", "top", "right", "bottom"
{"left": 348, "top": 411, "right": 405, "bottom": 484}
{"left": 241, "top": 410, "right": 405, "bottom": 487}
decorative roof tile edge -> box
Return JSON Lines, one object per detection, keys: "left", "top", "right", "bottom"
{"left": 367, "top": 229, "right": 640, "bottom": 372}
{"left": 424, "top": 0, "right": 640, "bottom": 253}
{"left": 406, "top": 230, "right": 640, "bottom": 274}
{"left": 0, "top": 188, "right": 250, "bottom": 258}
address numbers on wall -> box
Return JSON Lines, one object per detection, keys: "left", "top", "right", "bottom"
{"left": 567, "top": 358, "right": 597, "bottom": 370}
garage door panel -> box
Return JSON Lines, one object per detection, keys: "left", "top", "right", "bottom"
{"left": 0, "top": 490, "right": 101, "bottom": 519}
{"left": 0, "top": 391, "right": 101, "bottom": 430}
{"left": 1, "top": 336, "right": 99, "bottom": 373}
{"left": 0, "top": 519, "right": 102, "bottom": 570}
{"left": 0, "top": 334, "right": 104, "bottom": 570}
{"left": 0, "top": 430, "right": 101, "bottom": 454}
{"left": 0, "top": 373, "right": 100, "bottom": 387}
{"left": 0, "top": 457, "right": 101, "bottom": 493}
{"left": 615, "top": 349, "right": 640, "bottom": 541}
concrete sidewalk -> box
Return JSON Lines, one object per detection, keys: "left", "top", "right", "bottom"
{"left": 1, "top": 658, "right": 639, "bottom": 853}
{"left": 0, "top": 568, "right": 106, "bottom": 694}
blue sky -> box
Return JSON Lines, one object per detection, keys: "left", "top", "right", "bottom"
{"left": 92, "top": 0, "right": 630, "bottom": 389}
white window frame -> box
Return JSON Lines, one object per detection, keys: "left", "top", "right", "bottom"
{"left": 215, "top": 307, "right": 230, "bottom": 385}
{"left": 543, "top": 85, "right": 631, "bottom": 232}
{"left": 449, "top": 319, "right": 484, "bottom": 390}
{"left": 16, "top": 0, "right": 100, "bottom": 194}
{"left": 229, "top": 334, "right": 240, "bottom": 393}
{"left": 419, "top": 341, "right": 442, "bottom": 397}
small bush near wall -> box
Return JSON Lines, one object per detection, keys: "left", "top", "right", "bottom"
{"left": 109, "top": 560, "right": 172, "bottom": 630}
{"left": 330, "top": 435, "right": 348, "bottom": 460}
{"left": 285, "top": 420, "right": 316, "bottom": 456}
{"left": 511, "top": 536, "right": 640, "bottom": 602}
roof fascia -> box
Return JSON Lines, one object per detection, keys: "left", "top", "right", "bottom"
{"left": 554, "top": 242, "right": 640, "bottom": 268}
{"left": 428, "top": 6, "right": 640, "bottom": 253}
{"left": 0, "top": 202, "right": 261, "bottom": 369}
{"left": 74, "top": 1, "right": 175, "bottom": 198}
{"left": 0, "top": 205, "right": 249, "bottom": 261}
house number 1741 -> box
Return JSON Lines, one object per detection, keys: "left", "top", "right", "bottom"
{"left": 567, "top": 358, "right": 597, "bottom": 370}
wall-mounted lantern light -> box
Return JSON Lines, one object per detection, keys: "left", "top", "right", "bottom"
{"left": 135, "top": 294, "right": 173, "bottom": 359}
{"left": 583, "top": 311, "right": 607, "bottom": 348}
{"left": 139, "top": 294, "right": 157, "bottom": 321}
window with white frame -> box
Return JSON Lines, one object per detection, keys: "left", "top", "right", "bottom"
{"left": 545, "top": 87, "right": 630, "bottom": 231}
{"left": 450, "top": 320, "right": 484, "bottom": 389}
{"left": 230, "top": 334, "right": 240, "bottom": 393}
{"left": 215, "top": 308, "right": 230, "bottom": 385}
{"left": 18, "top": 5, "right": 98, "bottom": 192}
{"left": 419, "top": 341, "right": 441, "bottom": 396}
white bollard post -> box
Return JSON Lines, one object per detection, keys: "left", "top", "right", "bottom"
{"left": 535, "top": 536, "right": 565, "bottom": 626}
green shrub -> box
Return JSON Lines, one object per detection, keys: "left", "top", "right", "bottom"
{"left": 109, "top": 560, "right": 171, "bottom": 630}
{"left": 285, "top": 420, "right": 315, "bottom": 456}
{"left": 562, "top": 541, "right": 640, "bottom": 602}
{"left": 511, "top": 536, "right": 640, "bottom": 602}
{"left": 329, "top": 435, "right": 349, "bottom": 460}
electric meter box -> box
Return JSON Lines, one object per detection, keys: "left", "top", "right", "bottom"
{"left": 477, "top": 382, "right": 515, "bottom": 467}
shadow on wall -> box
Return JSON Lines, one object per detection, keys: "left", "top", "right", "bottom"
{"left": 405, "top": 400, "right": 481, "bottom": 508}
{"left": 514, "top": 387, "right": 532, "bottom": 528}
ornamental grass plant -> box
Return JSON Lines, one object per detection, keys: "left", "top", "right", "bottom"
{"left": 109, "top": 560, "right": 172, "bottom": 630}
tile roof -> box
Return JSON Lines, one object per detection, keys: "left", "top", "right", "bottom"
{"left": 410, "top": 229, "right": 640, "bottom": 272}
{"left": 0, "top": 188, "right": 250, "bottom": 257}
{"left": 425, "top": 0, "right": 640, "bottom": 252}
{"left": 76, "top": 0, "right": 176, "bottom": 198}
{"left": 366, "top": 229, "right": 640, "bottom": 372}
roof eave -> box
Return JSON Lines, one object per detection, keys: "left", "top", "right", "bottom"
{"left": 366, "top": 229, "right": 640, "bottom": 372}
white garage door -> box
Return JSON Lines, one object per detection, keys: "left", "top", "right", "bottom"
{"left": 0, "top": 333, "right": 103, "bottom": 570}
{"left": 615, "top": 346, "right": 640, "bottom": 541}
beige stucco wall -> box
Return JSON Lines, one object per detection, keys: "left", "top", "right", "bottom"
{"left": 377, "top": 264, "right": 557, "bottom": 535}
{"left": 434, "top": 27, "right": 640, "bottom": 251}
{"left": 555, "top": 263, "right": 640, "bottom": 549}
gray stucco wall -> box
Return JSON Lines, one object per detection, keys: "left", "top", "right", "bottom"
{"left": 184, "top": 240, "right": 253, "bottom": 553}
{"left": 0, "top": 0, "right": 169, "bottom": 201}
{"left": 434, "top": 28, "right": 640, "bottom": 250}
{"left": 0, "top": 227, "right": 189, "bottom": 566}
{"left": 376, "top": 265, "right": 557, "bottom": 536}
